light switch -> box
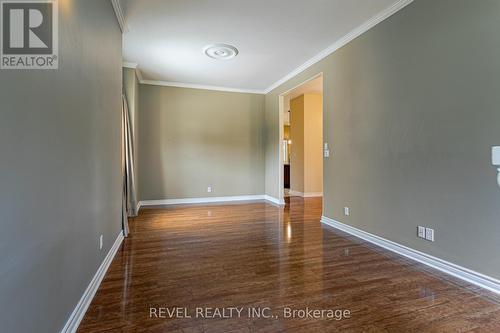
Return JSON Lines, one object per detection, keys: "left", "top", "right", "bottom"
{"left": 492, "top": 146, "right": 500, "bottom": 165}
{"left": 417, "top": 226, "right": 425, "bottom": 238}
{"left": 344, "top": 207, "right": 350, "bottom": 216}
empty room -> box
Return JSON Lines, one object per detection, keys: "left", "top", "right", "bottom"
{"left": 1, "top": 0, "right": 500, "bottom": 332}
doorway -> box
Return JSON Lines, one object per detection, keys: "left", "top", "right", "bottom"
{"left": 278, "top": 73, "right": 324, "bottom": 203}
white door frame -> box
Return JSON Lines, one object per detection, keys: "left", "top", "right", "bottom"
{"left": 277, "top": 72, "right": 323, "bottom": 204}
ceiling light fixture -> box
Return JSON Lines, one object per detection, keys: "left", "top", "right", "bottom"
{"left": 203, "top": 43, "right": 239, "bottom": 60}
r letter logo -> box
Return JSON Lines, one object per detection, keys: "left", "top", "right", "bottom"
{"left": 1, "top": 0, "right": 58, "bottom": 69}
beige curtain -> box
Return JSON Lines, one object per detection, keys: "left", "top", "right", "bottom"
{"left": 121, "top": 95, "right": 137, "bottom": 237}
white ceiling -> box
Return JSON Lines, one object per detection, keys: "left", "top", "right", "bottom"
{"left": 120, "top": 0, "right": 407, "bottom": 93}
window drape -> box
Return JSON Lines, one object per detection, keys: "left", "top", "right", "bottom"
{"left": 121, "top": 95, "right": 137, "bottom": 237}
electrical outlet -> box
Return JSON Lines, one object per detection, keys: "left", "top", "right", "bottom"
{"left": 344, "top": 207, "right": 350, "bottom": 216}
{"left": 324, "top": 149, "right": 330, "bottom": 157}
{"left": 417, "top": 226, "right": 426, "bottom": 238}
{"left": 207, "top": 186, "right": 212, "bottom": 193}
{"left": 425, "top": 228, "right": 435, "bottom": 242}
{"left": 99, "top": 235, "right": 103, "bottom": 250}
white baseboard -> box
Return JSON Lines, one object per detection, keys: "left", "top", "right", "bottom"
{"left": 264, "top": 195, "right": 285, "bottom": 205}
{"left": 288, "top": 190, "right": 323, "bottom": 198}
{"left": 139, "top": 194, "right": 285, "bottom": 208}
{"left": 320, "top": 216, "right": 500, "bottom": 295}
{"left": 61, "top": 231, "right": 124, "bottom": 333}
{"left": 138, "top": 195, "right": 286, "bottom": 209}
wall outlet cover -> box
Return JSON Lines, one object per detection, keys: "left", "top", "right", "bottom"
{"left": 425, "top": 228, "right": 435, "bottom": 242}
{"left": 207, "top": 186, "right": 212, "bottom": 193}
{"left": 344, "top": 207, "right": 350, "bottom": 216}
{"left": 99, "top": 235, "right": 103, "bottom": 250}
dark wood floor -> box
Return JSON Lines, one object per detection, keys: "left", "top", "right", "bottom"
{"left": 78, "top": 197, "right": 500, "bottom": 332}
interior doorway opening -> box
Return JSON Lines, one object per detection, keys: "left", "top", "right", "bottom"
{"left": 278, "top": 73, "right": 324, "bottom": 204}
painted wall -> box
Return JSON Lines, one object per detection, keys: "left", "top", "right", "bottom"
{"left": 123, "top": 67, "right": 140, "bottom": 200}
{"left": 139, "top": 85, "right": 265, "bottom": 200}
{"left": 290, "top": 96, "right": 305, "bottom": 193}
{"left": 0, "top": 1, "right": 123, "bottom": 332}
{"left": 264, "top": 0, "right": 500, "bottom": 279}
{"left": 290, "top": 94, "right": 323, "bottom": 194}
{"left": 303, "top": 94, "right": 323, "bottom": 194}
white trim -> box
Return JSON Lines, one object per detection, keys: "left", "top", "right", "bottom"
{"left": 122, "top": 62, "right": 137, "bottom": 69}
{"left": 135, "top": 68, "right": 143, "bottom": 81}
{"left": 320, "top": 216, "right": 500, "bottom": 295}
{"left": 61, "top": 231, "right": 124, "bottom": 333}
{"left": 277, "top": 94, "right": 285, "bottom": 204}
{"left": 288, "top": 190, "right": 323, "bottom": 197}
{"left": 263, "top": 0, "right": 414, "bottom": 93}
{"left": 122, "top": 62, "right": 144, "bottom": 81}
{"left": 139, "top": 80, "right": 265, "bottom": 95}
{"left": 110, "top": 0, "right": 128, "bottom": 33}
{"left": 264, "top": 195, "right": 285, "bottom": 206}
{"left": 138, "top": 195, "right": 281, "bottom": 207}
{"left": 279, "top": 73, "right": 323, "bottom": 97}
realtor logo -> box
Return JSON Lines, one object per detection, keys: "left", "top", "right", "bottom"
{"left": 1, "top": 0, "right": 58, "bottom": 69}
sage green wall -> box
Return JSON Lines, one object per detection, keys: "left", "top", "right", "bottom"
{"left": 265, "top": 0, "right": 500, "bottom": 279}
{"left": 0, "top": 1, "right": 122, "bottom": 332}
{"left": 123, "top": 67, "right": 140, "bottom": 200}
{"left": 139, "top": 85, "right": 265, "bottom": 200}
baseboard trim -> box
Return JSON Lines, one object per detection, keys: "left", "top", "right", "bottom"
{"left": 61, "top": 231, "right": 124, "bottom": 333}
{"left": 140, "top": 195, "right": 285, "bottom": 208}
{"left": 138, "top": 195, "right": 286, "bottom": 208}
{"left": 320, "top": 216, "right": 500, "bottom": 295}
{"left": 264, "top": 195, "right": 285, "bottom": 206}
{"left": 289, "top": 190, "right": 323, "bottom": 198}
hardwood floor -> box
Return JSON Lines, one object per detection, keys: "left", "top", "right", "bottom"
{"left": 78, "top": 197, "right": 500, "bottom": 332}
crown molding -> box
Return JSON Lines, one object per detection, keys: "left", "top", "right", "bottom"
{"left": 263, "top": 0, "right": 414, "bottom": 94}
{"left": 139, "top": 79, "right": 265, "bottom": 94}
{"left": 110, "top": 0, "right": 128, "bottom": 33}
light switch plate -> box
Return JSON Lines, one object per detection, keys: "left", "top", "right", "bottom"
{"left": 492, "top": 146, "right": 500, "bottom": 165}
{"left": 425, "top": 228, "right": 435, "bottom": 242}
{"left": 417, "top": 226, "right": 426, "bottom": 238}
{"left": 344, "top": 207, "right": 350, "bottom": 216}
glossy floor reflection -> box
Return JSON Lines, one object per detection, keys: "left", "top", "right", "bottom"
{"left": 78, "top": 197, "right": 500, "bottom": 332}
